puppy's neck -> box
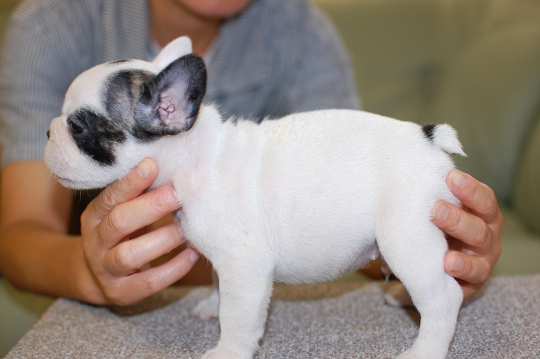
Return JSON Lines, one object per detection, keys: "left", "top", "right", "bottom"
{"left": 147, "top": 105, "right": 223, "bottom": 192}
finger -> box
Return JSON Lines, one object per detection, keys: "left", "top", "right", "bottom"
{"left": 104, "top": 222, "right": 185, "bottom": 276}
{"left": 98, "top": 184, "right": 180, "bottom": 248}
{"left": 432, "top": 200, "right": 490, "bottom": 250}
{"left": 85, "top": 158, "right": 158, "bottom": 224}
{"left": 106, "top": 248, "right": 200, "bottom": 306}
{"left": 444, "top": 250, "right": 490, "bottom": 285}
{"left": 460, "top": 281, "right": 483, "bottom": 301}
{"left": 446, "top": 170, "right": 501, "bottom": 225}
{"left": 447, "top": 235, "right": 462, "bottom": 252}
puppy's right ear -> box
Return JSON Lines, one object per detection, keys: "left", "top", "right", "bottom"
{"left": 136, "top": 54, "right": 207, "bottom": 138}
{"left": 152, "top": 36, "right": 193, "bottom": 71}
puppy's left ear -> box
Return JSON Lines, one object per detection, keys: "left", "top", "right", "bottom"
{"left": 152, "top": 36, "right": 193, "bottom": 71}
{"left": 136, "top": 54, "right": 207, "bottom": 137}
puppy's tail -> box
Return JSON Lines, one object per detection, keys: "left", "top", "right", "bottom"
{"left": 422, "top": 124, "right": 467, "bottom": 157}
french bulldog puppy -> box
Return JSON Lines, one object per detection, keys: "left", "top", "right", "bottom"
{"left": 45, "top": 36, "right": 465, "bottom": 359}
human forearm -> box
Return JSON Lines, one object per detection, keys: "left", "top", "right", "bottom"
{"left": 0, "top": 220, "right": 100, "bottom": 302}
{"left": 0, "top": 159, "right": 199, "bottom": 306}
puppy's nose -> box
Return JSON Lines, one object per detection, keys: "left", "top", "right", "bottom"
{"left": 47, "top": 130, "right": 50, "bottom": 139}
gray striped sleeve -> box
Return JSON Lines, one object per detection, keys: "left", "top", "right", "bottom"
{"left": 205, "top": 0, "right": 361, "bottom": 120}
{"left": 0, "top": 0, "right": 149, "bottom": 167}
{"left": 0, "top": 0, "right": 102, "bottom": 167}
{"left": 0, "top": 0, "right": 361, "bottom": 167}
{"left": 277, "top": 1, "right": 361, "bottom": 113}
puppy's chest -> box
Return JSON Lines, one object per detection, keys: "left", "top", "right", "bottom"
{"left": 173, "top": 172, "right": 264, "bottom": 257}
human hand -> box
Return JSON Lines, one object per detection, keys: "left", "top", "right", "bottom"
{"left": 433, "top": 170, "right": 503, "bottom": 300}
{"left": 79, "top": 158, "right": 199, "bottom": 305}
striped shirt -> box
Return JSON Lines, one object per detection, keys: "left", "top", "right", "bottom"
{"left": 0, "top": 0, "right": 360, "bottom": 167}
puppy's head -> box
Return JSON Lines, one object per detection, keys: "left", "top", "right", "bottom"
{"left": 44, "top": 37, "right": 206, "bottom": 189}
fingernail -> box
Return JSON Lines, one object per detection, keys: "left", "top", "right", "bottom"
{"left": 433, "top": 202, "right": 450, "bottom": 222}
{"left": 451, "top": 256, "right": 464, "bottom": 272}
{"left": 450, "top": 170, "right": 467, "bottom": 189}
{"left": 137, "top": 159, "right": 152, "bottom": 178}
{"left": 189, "top": 250, "right": 200, "bottom": 263}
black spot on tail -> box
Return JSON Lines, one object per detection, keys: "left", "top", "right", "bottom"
{"left": 422, "top": 124, "right": 437, "bottom": 142}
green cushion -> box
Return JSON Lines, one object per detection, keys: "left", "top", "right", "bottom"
{"left": 314, "top": 0, "right": 440, "bottom": 122}
{"left": 425, "top": 12, "right": 540, "bottom": 204}
{"left": 316, "top": 0, "right": 540, "bottom": 205}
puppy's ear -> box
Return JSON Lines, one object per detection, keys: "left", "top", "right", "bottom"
{"left": 152, "top": 36, "right": 193, "bottom": 71}
{"left": 136, "top": 54, "right": 206, "bottom": 137}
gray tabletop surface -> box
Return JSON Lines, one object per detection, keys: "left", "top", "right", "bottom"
{"left": 6, "top": 275, "right": 540, "bottom": 358}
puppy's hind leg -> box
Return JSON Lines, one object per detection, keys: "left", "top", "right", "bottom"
{"left": 192, "top": 270, "right": 220, "bottom": 320}
{"left": 377, "top": 219, "right": 463, "bottom": 359}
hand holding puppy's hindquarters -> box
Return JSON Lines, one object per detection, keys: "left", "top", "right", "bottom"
{"left": 80, "top": 158, "right": 199, "bottom": 305}
{"left": 435, "top": 170, "right": 503, "bottom": 300}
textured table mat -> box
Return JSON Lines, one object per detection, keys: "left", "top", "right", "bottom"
{"left": 6, "top": 275, "right": 540, "bottom": 358}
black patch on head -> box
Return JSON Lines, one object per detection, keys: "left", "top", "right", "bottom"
{"left": 68, "top": 108, "right": 126, "bottom": 166}
{"left": 95, "top": 55, "right": 207, "bottom": 148}
{"left": 422, "top": 124, "right": 437, "bottom": 141}
{"left": 108, "top": 59, "right": 132, "bottom": 65}
{"left": 103, "top": 69, "right": 157, "bottom": 141}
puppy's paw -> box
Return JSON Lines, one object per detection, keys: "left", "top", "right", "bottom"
{"left": 201, "top": 346, "right": 253, "bottom": 359}
{"left": 384, "top": 282, "right": 414, "bottom": 308}
{"left": 192, "top": 291, "right": 220, "bottom": 320}
{"left": 395, "top": 350, "right": 416, "bottom": 359}
{"left": 396, "top": 348, "right": 439, "bottom": 359}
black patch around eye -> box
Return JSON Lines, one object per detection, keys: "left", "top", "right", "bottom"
{"left": 70, "top": 108, "right": 126, "bottom": 166}
{"left": 67, "top": 117, "right": 84, "bottom": 134}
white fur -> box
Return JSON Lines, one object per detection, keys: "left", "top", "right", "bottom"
{"left": 44, "top": 37, "right": 465, "bottom": 359}
{"left": 152, "top": 36, "right": 193, "bottom": 70}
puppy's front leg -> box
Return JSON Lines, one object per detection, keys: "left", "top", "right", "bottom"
{"left": 201, "top": 260, "right": 274, "bottom": 359}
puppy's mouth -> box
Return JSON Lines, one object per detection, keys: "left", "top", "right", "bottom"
{"left": 55, "top": 175, "right": 81, "bottom": 188}
{"left": 54, "top": 175, "right": 100, "bottom": 190}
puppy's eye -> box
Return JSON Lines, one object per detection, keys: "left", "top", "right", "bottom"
{"left": 67, "top": 118, "right": 84, "bottom": 135}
